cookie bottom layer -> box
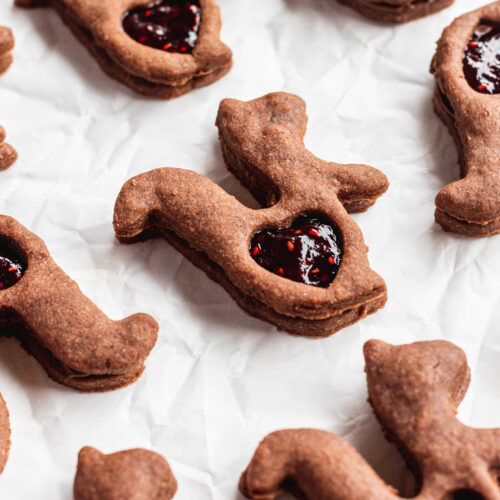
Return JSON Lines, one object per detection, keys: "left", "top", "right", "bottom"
{"left": 432, "top": 86, "right": 500, "bottom": 237}
{"left": 118, "top": 226, "right": 387, "bottom": 338}
{"left": 34, "top": 0, "right": 232, "bottom": 99}
{"left": 0, "top": 315, "right": 145, "bottom": 392}
{"left": 86, "top": 38, "right": 232, "bottom": 99}
{"left": 337, "top": 0, "right": 454, "bottom": 23}
{"left": 435, "top": 209, "right": 500, "bottom": 237}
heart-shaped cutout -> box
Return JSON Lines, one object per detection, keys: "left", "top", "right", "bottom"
{"left": 250, "top": 215, "right": 342, "bottom": 288}
{"left": 122, "top": 0, "right": 202, "bottom": 54}
{"left": 0, "top": 241, "right": 25, "bottom": 290}
{"left": 463, "top": 21, "right": 500, "bottom": 94}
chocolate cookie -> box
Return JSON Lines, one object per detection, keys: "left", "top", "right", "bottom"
{"left": 431, "top": 1, "right": 500, "bottom": 237}
{"left": 0, "top": 26, "right": 14, "bottom": 75}
{"left": 74, "top": 447, "right": 177, "bottom": 500}
{"left": 241, "top": 339, "right": 500, "bottom": 499}
{"left": 0, "top": 126, "right": 17, "bottom": 171}
{"left": 0, "top": 394, "right": 10, "bottom": 474}
{"left": 337, "top": 0, "right": 454, "bottom": 23}
{"left": 15, "top": 0, "right": 232, "bottom": 99}
{"left": 113, "top": 92, "right": 388, "bottom": 338}
{"left": 0, "top": 215, "right": 158, "bottom": 391}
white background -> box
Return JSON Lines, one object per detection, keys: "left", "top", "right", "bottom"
{"left": 0, "top": 0, "right": 499, "bottom": 498}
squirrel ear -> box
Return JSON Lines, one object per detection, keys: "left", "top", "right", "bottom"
{"left": 365, "top": 340, "right": 469, "bottom": 393}
{"left": 218, "top": 93, "right": 308, "bottom": 140}
{"left": 363, "top": 339, "right": 391, "bottom": 366}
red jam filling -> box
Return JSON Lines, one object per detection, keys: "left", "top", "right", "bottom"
{"left": 463, "top": 21, "right": 500, "bottom": 94}
{"left": 250, "top": 215, "right": 342, "bottom": 288}
{"left": 0, "top": 242, "right": 25, "bottom": 290}
{"left": 122, "top": 0, "right": 201, "bottom": 54}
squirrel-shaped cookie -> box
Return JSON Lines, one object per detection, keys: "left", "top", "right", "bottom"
{"left": 0, "top": 126, "right": 17, "bottom": 171}
{"left": 337, "top": 0, "right": 454, "bottom": 23}
{"left": 0, "top": 394, "right": 10, "bottom": 474}
{"left": 0, "top": 215, "right": 158, "bottom": 391}
{"left": 0, "top": 26, "right": 14, "bottom": 75}
{"left": 431, "top": 1, "right": 500, "bottom": 237}
{"left": 15, "top": 0, "right": 232, "bottom": 99}
{"left": 114, "top": 92, "right": 388, "bottom": 338}
{"left": 0, "top": 28, "right": 17, "bottom": 170}
{"left": 74, "top": 447, "right": 177, "bottom": 500}
{"left": 241, "top": 339, "right": 500, "bottom": 499}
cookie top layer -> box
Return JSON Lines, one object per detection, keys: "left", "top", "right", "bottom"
{"left": 241, "top": 340, "right": 500, "bottom": 499}
{"left": 0, "top": 215, "right": 158, "bottom": 390}
{"left": 16, "top": 0, "right": 232, "bottom": 85}
{"left": 432, "top": 1, "right": 500, "bottom": 227}
{"left": 114, "top": 92, "right": 388, "bottom": 321}
{"left": 74, "top": 447, "right": 177, "bottom": 500}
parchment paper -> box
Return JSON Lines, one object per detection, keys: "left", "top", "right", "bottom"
{"left": 0, "top": 0, "right": 499, "bottom": 498}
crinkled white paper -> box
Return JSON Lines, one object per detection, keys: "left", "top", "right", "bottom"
{"left": 0, "top": 0, "right": 499, "bottom": 498}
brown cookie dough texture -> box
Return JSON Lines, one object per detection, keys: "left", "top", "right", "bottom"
{"left": 0, "top": 26, "right": 14, "bottom": 75}
{"left": 0, "top": 126, "right": 17, "bottom": 171}
{"left": 113, "top": 92, "right": 388, "bottom": 338}
{"left": 337, "top": 0, "right": 454, "bottom": 23}
{"left": 431, "top": 1, "right": 500, "bottom": 237}
{"left": 0, "top": 215, "right": 158, "bottom": 391}
{"left": 15, "top": 0, "right": 232, "bottom": 99}
{"left": 74, "top": 447, "right": 177, "bottom": 500}
{"left": 241, "top": 339, "right": 500, "bottom": 499}
{"left": 0, "top": 394, "right": 10, "bottom": 474}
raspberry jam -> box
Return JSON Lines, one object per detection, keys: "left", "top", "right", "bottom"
{"left": 463, "top": 22, "right": 500, "bottom": 94}
{"left": 122, "top": 0, "right": 201, "bottom": 54}
{"left": 250, "top": 215, "right": 342, "bottom": 288}
{"left": 0, "top": 242, "right": 25, "bottom": 290}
